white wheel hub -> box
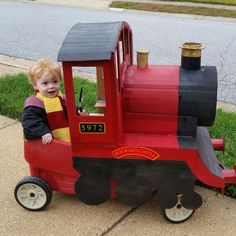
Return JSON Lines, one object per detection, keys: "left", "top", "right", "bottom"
{"left": 16, "top": 183, "right": 47, "bottom": 210}
{"left": 164, "top": 194, "right": 194, "bottom": 223}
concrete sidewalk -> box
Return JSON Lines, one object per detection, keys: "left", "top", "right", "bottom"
{"left": 1, "top": 114, "right": 236, "bottom": 235}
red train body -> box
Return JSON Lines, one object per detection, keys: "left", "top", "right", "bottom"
{"left": 15, "top": 22, "right": 236, "bottom": 223}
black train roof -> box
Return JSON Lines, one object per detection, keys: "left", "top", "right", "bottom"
{"left": 57, "top": 21, "right": 125, "bottom": 62}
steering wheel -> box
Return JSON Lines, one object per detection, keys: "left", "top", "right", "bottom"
{"left": 78, "top": 87, "right": 83, "bottom": 112}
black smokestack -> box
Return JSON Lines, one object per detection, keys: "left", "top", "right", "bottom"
{"left": 180, "top": 42, "right": 204, "bottom": 70}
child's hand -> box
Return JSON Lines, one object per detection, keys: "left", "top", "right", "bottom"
{"left": 77, "top": 109, "right": 89, "bottom": 116}
{"left": 79, "top": 111, "right": 89, "bottom": 116}
{"left": 41, "top": 133, "right": 53, "bottom": 144}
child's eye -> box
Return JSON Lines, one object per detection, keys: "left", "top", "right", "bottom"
{"left": 54, "top": 80, "right": 59, "bottom": 84}
{"left": 43, "top": 82, "right": 48, "bottom": 85}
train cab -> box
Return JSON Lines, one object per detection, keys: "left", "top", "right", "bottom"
{"left": 57, "top": 22, "right": 133, "bottom": 150}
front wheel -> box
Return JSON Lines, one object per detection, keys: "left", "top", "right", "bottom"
{"left": 162, "top": 194, "right": 194, "bottom": 223}
{"left": 14, "top": 176, "right": 52, "bottom": 211}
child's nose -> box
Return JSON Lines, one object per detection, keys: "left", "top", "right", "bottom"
{"left": 48, "top": 82, "right": 54, "bottom": 88}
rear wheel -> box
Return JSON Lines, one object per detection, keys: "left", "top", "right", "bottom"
{"left": 14, "top": 176, "right": 52, "bottom": 211}
{"left": 162, "top": 194, "right": 194, "bottom": 223}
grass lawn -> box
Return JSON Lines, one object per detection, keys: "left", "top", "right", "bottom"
{"left": 0, "top": 73, "right": 97, "bottom": 119}
{"left": 0, "top": 73, "right": 235, "bottom": 197}
{"left": 110, "top": 1, "right": 236, "bottom": 18}
{"left": 160, "top": 0, "right": 236, "bottom": 6}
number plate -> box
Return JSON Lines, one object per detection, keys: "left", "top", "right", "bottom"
{"left": 79, "top": 123, "right": 105, "bottom": 134}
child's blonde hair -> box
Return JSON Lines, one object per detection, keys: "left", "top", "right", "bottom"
{"left": 28, "top": 59, "right": 62, "bottom": 86}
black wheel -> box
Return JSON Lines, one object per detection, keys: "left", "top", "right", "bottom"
{"left": 162, "top": 194, "right": 194, "bottom": 223}
{"left": 74, "top": 175, "right": 110, "bottom": 205}
{"left": 14, "top": 176, "right": 52, "bottom": 211}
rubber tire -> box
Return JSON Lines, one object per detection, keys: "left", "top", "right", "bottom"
{"left": 162, "top": 204, "right": 194, "bottom": 224}
{"left": 14, "top": 176, "right": 52, "bottom": 211}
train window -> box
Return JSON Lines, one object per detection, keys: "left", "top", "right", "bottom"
{"left": 124, "top": 28, "right": 129, "bottom": 57}
{"left": 115, "top": 50, "right": 121, "bottom": 92}
{"left": 118, "top": 29, "right": 131, "bottom": 65}
{"left": 119, "top": 40, "right": 124, "bottom": 63}
{"left": 115, "top": 50, "right": 120, "bottom": 80}
{"left": 71, "top": 66, "right": 106, "bottom": 115}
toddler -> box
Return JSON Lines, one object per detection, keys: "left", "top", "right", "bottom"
{"left": 22, "top": 59, "right": 70, "bottom": 144}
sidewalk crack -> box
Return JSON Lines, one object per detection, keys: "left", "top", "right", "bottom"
{"left": 0, "top": 121, "right": 18, "bottom": 129}
{"left": 100, "top": 206, "right": 138, "bottom": 236}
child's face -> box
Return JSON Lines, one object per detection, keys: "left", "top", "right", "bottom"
{"left": 33, "top": 73, "right": 61, "bottom": 98}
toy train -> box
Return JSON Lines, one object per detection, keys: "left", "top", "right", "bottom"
{"left": 14, "top": 21, "right": 236, "bottom": 223}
